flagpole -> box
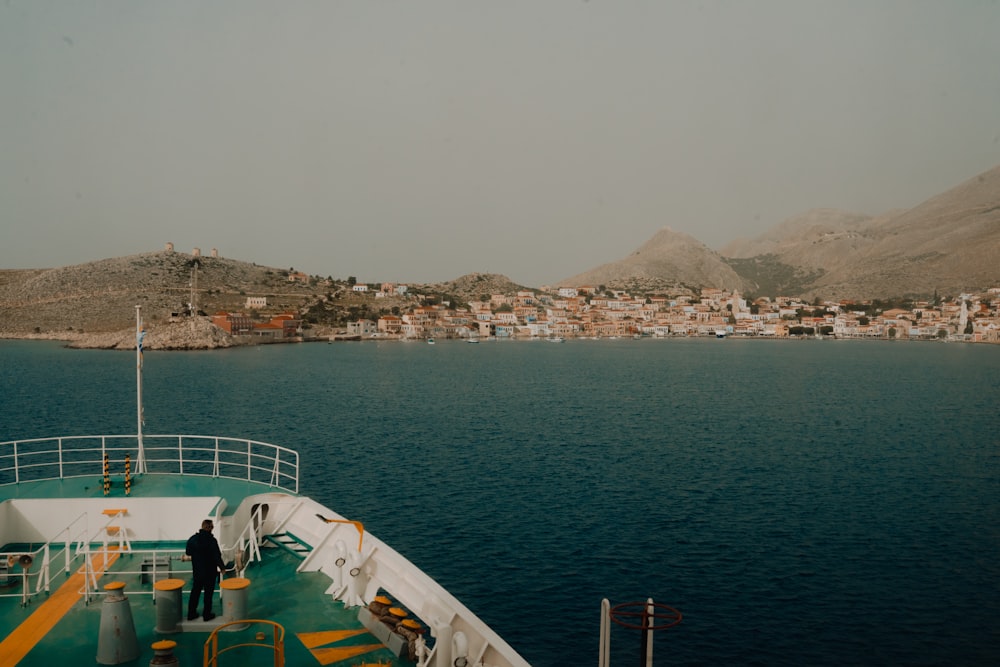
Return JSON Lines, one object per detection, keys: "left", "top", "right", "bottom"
{"left": 135, "top": 305, "right": 146, "bottom": 474}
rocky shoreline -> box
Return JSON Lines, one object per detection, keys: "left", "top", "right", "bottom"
{"left": 1, "top": 317, "right": 254, "bottom": 350}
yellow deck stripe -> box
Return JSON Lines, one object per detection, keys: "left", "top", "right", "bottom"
{"left": 0, "top": 550, "right": 120, "bottom": 667}
{"left": 307, "top": 643, "right": 385, "bottom": 666}
{"left": 296, "top": 628, "right": 369, "bottom": 649}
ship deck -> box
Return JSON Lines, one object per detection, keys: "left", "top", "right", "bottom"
{"left": 0, "top": 471, "right": 416, "bottom": 667}
{"left": 0, "top": 542, "right": 408, "bottom": 667}
{"left": 0, "top": 434, "right": 526, "bottom": 667}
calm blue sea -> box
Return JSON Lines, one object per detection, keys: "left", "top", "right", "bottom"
{"left": 2, "top": 338, "right": 999, "bottom": 666}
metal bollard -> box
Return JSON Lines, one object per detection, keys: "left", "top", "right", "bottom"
{"left": 149, "top": 639, "right": 179, "bottom": 666}
{"left": 220, "top": 577, "right": 251, "bottom": 631}
{"left": 154, "top": 578, "right": 186, "bottom": 633}
{"left": 96, "top": 581, "right": 139, "bottom": 664}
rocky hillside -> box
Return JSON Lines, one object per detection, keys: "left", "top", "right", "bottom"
{"left": 562, "top": 165, "right": 1000, "bottom": 299}
{"left": 808, "top": 166, "right": 1000, "bottom": 299}
{"left": 558, "top": 227, "right": 753, "bottom": 294}
{"left": 723, "top": 166, "right": 1000, "bottom": 299}
{"left": 0, "top": 251, "right": 331, "bottom": 344}
{"left": 719, "top": 208, "right": 903, "bottom": 298}
{"left": 422, "top": 273, "right": 531, "bottom": 303}
{"left": 720, "top": 208, "right": 884, "bottom": 262}
{"left": 0, "top": 253, "right": 531, "bottom": 346}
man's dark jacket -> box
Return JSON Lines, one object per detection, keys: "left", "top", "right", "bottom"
{"left": 186, "top": 529, "right": 225, "bottom": 576}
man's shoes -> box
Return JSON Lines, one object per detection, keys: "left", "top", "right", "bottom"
{"left": 203, "top": 612, "right": 217, "bottom": 621}
{"left": 187, "top": 613, "right": 199, "bottom": 621}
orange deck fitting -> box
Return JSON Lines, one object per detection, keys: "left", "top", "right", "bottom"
{"left": 0, "top": 549, "right": 120, "bottom": 667}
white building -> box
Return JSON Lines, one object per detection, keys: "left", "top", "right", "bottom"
{"left": 347, "top": 319, "right": 378, "bottom": 336}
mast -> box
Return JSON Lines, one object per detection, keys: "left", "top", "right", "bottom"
{"left": 135, "top": 305, "right": 146, "bottom": 474}
{"left": 189, "top": 258, "right": 200, "bottom": 332}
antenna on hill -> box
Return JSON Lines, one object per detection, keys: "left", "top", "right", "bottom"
{"left": 189, "top": 258, "right": 200, "bottom": 331}
{"left": 134, "top": 305, "right": 147, "bottom": 474}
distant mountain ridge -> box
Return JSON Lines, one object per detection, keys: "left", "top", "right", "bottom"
{"left": 1, "top": 165, "right": 998, "bottom": 339}
{"left": 719, "top": 208, "right": 886, "bottom": 261}
{"left": 808, "top": 166, "right": 1000, "bottom": 298}
{"left": 562, "top": 165, "right": 1000, "bottom": 299}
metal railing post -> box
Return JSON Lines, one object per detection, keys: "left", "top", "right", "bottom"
{"left": 178, "top": 436, "right": 184, "bottom": 475}
{"left": 270, "top": 452, "right": 281, "bottom": 488}
{"left": 213, "top": 438, "right": 221, "bottom": 478}
{"left": 41, "top": 545, "right": 50, "bottom": 594}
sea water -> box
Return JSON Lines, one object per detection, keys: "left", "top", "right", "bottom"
{"left": 1, "top": 338, "right": 998, "bottom": 666}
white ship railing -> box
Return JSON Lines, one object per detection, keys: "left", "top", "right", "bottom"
{"left": 0, "top": 509, "right": 263, "bottom": 606}
{"left": 0, "top": 434, "right": 299, "bottom": 494}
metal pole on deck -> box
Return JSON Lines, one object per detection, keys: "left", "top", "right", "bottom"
{"left": 599, "top": 599, "right": 611, "bottom": 667}
{"left": 608, "top": 598, "right": 682, "bottom": 667}
{"left": 135, "top": 305, "right": 146, "bottom": 474}
{"left": 642, "top": 598, "right": 654, "bottom": 667}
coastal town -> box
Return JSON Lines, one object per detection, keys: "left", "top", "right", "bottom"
{"left": 2, "top": 246, "right": 997, "bottom": 349}
{"left": 212, "top": 278, "right": 1000, "bottom": 344}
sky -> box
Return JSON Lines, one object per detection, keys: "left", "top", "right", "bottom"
{"left": 3, "top": 1, "right": 999, "bottom": 287}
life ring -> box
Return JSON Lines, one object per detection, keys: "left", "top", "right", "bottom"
{"left": 6, "top": 555, "right": 14, "bottom": 568}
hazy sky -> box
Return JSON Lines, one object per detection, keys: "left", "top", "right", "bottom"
{"left": 3, "top": 1, "right": 999, "bottom": 286}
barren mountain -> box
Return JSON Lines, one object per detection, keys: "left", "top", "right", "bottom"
{"left": 558, "top": 227, "right": 754, "bottom": 293}
{"left": 565, "top": 165, "right": 1000, "bottom": 299}
{"left": 719, "top": 208, "right": 901, "bottom": 297}
{"left": 806, "top": 166, "right": 1000, "bottom": 299}
{"left": 720, "top": 208, "right": 881, "bottom": 263}
{"left": 723, "top": 166, "right": 1000, "bottom": 299}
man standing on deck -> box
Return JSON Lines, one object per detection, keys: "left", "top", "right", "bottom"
{"left": 186, "top": 519, "right": 226, "bottom": 621}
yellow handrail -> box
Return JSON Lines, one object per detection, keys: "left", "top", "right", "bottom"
{"left": 204, "top": 619, "right": 285, "bottom": 667}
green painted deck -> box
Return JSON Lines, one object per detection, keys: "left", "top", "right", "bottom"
{"left": 1, "top": 545, "right": 409, "bottom": 666}
{"left": 0, "top": 472, "right": 418, "bottom": 667}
